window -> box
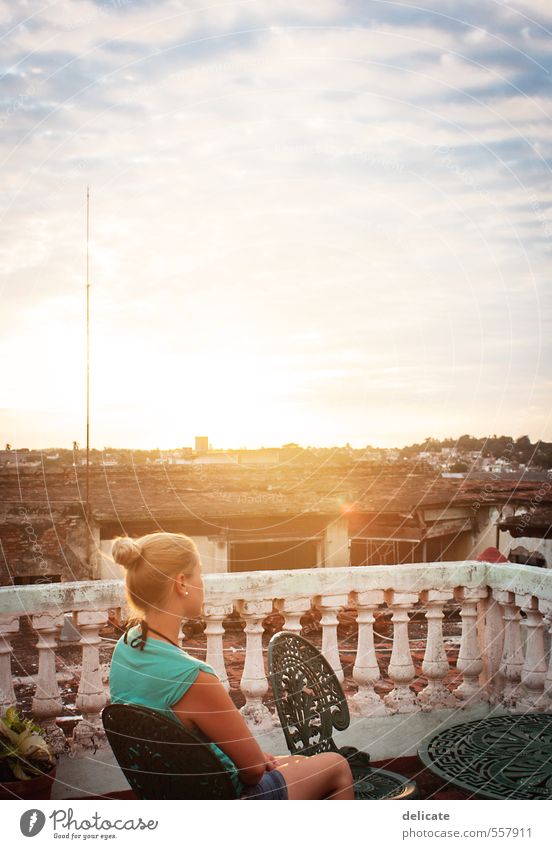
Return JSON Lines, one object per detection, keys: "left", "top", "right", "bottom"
{"left": 350, "top": 539, "right": 416, "bottom": 566}
{"left": 229, "top": 539, "right": 319, "bottom": 572}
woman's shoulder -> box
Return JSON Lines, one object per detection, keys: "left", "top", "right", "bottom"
{"left": 144, "top": 636, "right": 216, "bottom": 677}
{"left": 113, "top": 625, "right": 218, "bottom": 677}
{"left": 175, "top": 648, "right": 216, "bottom": 677}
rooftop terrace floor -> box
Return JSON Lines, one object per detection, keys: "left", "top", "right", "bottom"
{"left": 49, "top": 749, "right": 469, "bottom": 801}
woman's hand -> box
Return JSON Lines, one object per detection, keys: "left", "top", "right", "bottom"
{"left": 263, "top": 752, "right": 279, "bottom": 771}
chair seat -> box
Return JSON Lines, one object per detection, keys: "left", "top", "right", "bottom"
{"left": 351, "top": 766, "right": 417, "bottom": 800}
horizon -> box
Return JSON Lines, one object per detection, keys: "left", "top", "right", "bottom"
{"left": 2, "top": 431, "right": 546, "bottom": 455}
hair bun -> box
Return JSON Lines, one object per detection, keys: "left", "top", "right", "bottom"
{"left": 112, "top": 537, "right": 142, "bottom": 568}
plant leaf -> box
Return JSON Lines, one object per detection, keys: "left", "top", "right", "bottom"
{"left": 9, "top": 760, "right": 31, "bottom": 781}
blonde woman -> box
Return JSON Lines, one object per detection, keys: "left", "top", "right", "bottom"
{"left": 109, "top": 532, "right": 354, "bottom": 800}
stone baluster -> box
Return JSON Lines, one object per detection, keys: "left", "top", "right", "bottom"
{"left": 73, "top": 610, "right": 109, "bottom": 750}
{"left": 516, "top": 594, "right": 549, "bottom": 712}
{"left": 237, "top": 600, "right": 274, "bottom": 731}
{"left": 204, "top": 603, "right": 232, "bottom": 691}
{"left": 32, "top": 614, "right": 66, "bottom": 753}
{"left": 540, "top": 603, "right": 552, "bottom": 702}
{"left": 384, "top": 591, "right": 419, "bottom": 713}
{"left": 350, "top": 591, "right": 387, "bottom": 716}
{"left": 0, "top": 614, "right": 19, "bottom": 716}
{"left": 419, "top": 590, "right": 456, "bottom": 710}
{"left": 455, "top": 588, "right": 487, "bottom": 704}
{"left": 278, "top": 597, "right": 311, "bottom": 635}
{"left": 495, "top": 590, "right": 525, "bottom": 710}
{"left": 479, "top": 589, "right": 505, "bottom": 704}
{"left": 318, "top": 594, "right": 348, "bottom": 683}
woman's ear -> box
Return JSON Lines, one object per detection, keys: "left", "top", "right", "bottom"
{"left": 175, "top": 574, "right": 189, "bottom": 598}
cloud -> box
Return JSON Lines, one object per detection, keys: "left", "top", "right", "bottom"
{"left": 1, "top": 0, "right": 550, "bottom": 447}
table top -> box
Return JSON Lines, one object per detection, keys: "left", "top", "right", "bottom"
{"left": 418, "top": 713, "right": 552, "bottom": 800}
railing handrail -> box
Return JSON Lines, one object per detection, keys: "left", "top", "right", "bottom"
{"left": 1, "top": 560, "right": 551, "bottom": 616}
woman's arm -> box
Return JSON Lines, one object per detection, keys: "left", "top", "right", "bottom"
{"left": 171, "top": 670, "right": 267, "bottom": 785}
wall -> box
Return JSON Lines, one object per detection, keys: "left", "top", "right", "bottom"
{"left": 192, "top": 535, "right": 228, "bottom": 573}
{"left": 498, "top": 530, "right": 552, "bottom": 568}
{"left": 98, "top": 534, "right": 229, "bottom": 580}
{"left": 0, "top": 506, "right": 94, "bottom": 586}
{"left": 322, "top": 515, "right": 349, "bottom": 566}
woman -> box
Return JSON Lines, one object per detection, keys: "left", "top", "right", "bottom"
{"left": 109, "top": 532, "right": 354, "bottom": 800}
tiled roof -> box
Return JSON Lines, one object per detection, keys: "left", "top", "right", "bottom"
{"left": 1, "top": 465, "right": 550, "bottom": 522}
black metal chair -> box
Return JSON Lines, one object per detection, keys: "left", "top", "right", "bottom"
{"left": 102, "top": 704, "right": 239, "bottom": 799}
{"left": 267, "top": 631, "right": 417, "bottom": 799}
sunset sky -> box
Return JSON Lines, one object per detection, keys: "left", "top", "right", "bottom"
{"left": 1, "top": 0, "right": 551, "bottom": 450}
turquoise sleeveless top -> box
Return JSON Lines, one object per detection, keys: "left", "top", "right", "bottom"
{"left": 109, "top": 625, "right": 244, "bottom": 796}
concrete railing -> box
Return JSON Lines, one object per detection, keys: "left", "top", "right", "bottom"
{"left": 0, "top": 561, "right": 551, "bottom": 754}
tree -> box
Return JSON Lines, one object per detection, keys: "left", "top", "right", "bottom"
{"left": 450, "top": 461, "right": 468, "bottom": 473}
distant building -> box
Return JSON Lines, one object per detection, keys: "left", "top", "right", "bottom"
{"left": 193, "top": 452, "right": 238, "bottom": 465}
{"left": 237, "top": 448, "right": 280, "bottom": 465}
{"left": 195, "top": 436, "right": 209, "bottom": 454}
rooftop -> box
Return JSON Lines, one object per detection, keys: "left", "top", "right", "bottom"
{"left": 1, "top": 465, "right": 549, "bottom": 523}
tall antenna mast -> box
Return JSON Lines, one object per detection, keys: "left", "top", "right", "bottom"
{"left": 85, "top": 186, "right": 91, "bottom": 567}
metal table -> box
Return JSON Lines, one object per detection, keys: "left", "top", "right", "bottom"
{"left": 418, "top": 713, "right": 552, "bottom": 799}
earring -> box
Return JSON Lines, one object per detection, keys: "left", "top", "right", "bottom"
{"left": 184, "top": 590, "right": 189, "bottom": 597}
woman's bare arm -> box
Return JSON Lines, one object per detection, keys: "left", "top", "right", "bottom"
{"left": 171, "top": 670, "right": 267, "bottom": 785}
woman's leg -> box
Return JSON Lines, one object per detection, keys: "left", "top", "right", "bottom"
{"left": 273, "top": 752, "right": 355, "bottom": 800}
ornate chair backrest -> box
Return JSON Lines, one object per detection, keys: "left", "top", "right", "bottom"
{"left": 268, "top": 631, "right": 350, "bottom": 757}
{"left": 102, "top": 704, "right": 238, "bottom": 800}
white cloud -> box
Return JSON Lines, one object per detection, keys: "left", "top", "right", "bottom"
{"left": 1, "top": 0, "right": 551, "bottom": 447}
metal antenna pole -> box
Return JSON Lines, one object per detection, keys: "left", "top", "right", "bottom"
{"left": 85, "top": 186, "right": 91, "bottom": 567}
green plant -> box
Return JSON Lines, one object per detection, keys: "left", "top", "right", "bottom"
{"left": 0, "top": 708, "right": 56, "bottom": 781}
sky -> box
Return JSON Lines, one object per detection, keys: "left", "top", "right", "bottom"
{"left": 1, "top": 0, "right": 551, "bottom": 450}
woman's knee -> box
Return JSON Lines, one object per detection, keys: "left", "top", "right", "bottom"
{"left": 272, "top": 752, "right": 355, "bottom": 799}
{"left": 316, "top": 752, "right": 353, "bottom": 783}
{"left": 333, "top": 753, "right": 354, "bottom": 781}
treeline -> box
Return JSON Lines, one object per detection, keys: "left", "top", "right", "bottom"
{"left": 399, "top": 435, "right": 552, "bottom": 469}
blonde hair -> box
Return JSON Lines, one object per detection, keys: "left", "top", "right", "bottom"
{"left": 112, "top": 532, "right": 200, "bottom": 617}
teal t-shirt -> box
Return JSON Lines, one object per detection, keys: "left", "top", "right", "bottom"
{"left": 109, "top": 625, "right": 244, "bottom": 796}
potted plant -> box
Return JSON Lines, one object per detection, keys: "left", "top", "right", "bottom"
{"left": 0, "top": 707, "right": 57, "bottom": 800}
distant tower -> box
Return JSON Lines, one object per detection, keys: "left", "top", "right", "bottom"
{"left": 195, "top": 436, "right": 209, "bottom": 454}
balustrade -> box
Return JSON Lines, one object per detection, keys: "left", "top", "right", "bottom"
{"left": 0, "top": 561, "right": 550, "bottom": 753}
